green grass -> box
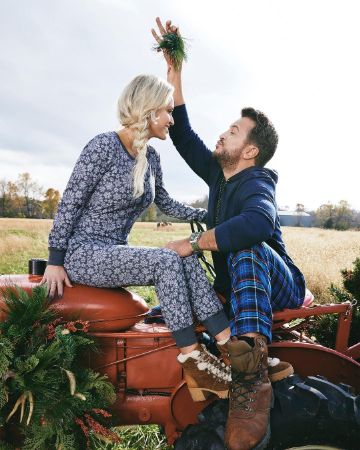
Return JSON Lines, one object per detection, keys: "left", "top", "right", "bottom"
{"left": 91, "top": 425, "right": 172, "bottom": 450}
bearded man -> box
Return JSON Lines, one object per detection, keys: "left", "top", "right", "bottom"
{"left": 153, "top": 18, "right": 306, "bottom": 450}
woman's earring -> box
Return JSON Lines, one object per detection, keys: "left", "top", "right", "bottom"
{"left": 149, "top": 111, "right": 158, "bottom": 125}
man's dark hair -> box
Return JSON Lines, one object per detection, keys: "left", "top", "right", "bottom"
{"left": 241, "top": 107, "right": 279, "bottom": 167}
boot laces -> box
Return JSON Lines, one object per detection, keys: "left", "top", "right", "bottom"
{"left": 230, "top": 354, "right": 266, "bottom": 411}
{"left": 230, "top": 371, "right": 261, "bottom": 411}
{"left": 196, "top": 345, "right": 231, "bottom": 381}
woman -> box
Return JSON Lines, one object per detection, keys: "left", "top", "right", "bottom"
{"left": 41, "top": 74, "right": 231, "bottom": 402}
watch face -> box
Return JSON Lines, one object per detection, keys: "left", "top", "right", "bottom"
{"left": 190, "top": 232, "right": 201, "bottom": 251}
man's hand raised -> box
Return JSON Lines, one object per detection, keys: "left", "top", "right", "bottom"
{"left": 151, "top": 17, "right": 181, "bottom": 73}
{"left": 151, "top": 17, "right": 185, "bottom": 105}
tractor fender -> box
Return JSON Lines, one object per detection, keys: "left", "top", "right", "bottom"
{"left": 0, "top": 274, "right": 149, "bottom": 331}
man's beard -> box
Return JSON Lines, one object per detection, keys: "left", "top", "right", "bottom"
{"left": 212, "top": 147, "right": 241, "bottom": 169}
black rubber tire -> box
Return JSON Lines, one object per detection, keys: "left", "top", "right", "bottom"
{"left": 174, "top": 374, "right": 360, "bottom": 450}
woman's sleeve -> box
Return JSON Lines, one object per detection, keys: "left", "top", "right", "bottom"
{"left": 48, "top": 134, "right": 115, "bottom": 265}
{"left": 153, "top": 152, "right": 207, "bottom": 222}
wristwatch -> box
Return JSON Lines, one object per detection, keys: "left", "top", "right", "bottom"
{"left": 189, "top": 232, "right": 203, "bottom": 253}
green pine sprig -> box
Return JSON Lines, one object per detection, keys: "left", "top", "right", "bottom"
{"left": 153, "top": 32, "right": 188, "bottom": 70}
{"left": 0, "top": 285, "right": 56, "bottom": 347}
{"left": 0, "top": 285, "right": 117, "bottom": 450}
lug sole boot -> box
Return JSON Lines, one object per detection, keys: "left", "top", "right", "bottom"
{"left": 217, "top": 343, "right": 294, "bottom": 383}
{"left": 224, "top": 336, "right": 273, "bottom": 450}
{"left": 178, "top": 344, "right": 231, "bottom": 402}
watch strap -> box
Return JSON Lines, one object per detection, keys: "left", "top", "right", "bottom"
{"left": 189, "top": 232, "right": 203, "bottom": 252}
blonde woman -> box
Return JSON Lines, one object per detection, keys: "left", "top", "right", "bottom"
{"left": 41, "top": 74, "right": 231, "bottom": 402}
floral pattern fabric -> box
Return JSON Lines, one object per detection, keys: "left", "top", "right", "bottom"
{"left": 48, "top": 132, "right": 226, "bottom": 338}
{"left": 64, "top": 245, "right": 224, "bottom": 333}
{"left": 49, "top": 132, "right": 206, "bottom": 255}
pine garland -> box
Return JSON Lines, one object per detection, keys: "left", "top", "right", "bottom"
{"left": 0, "top": 286, "right": 119, "bottom": 449}
{"left": 153, "top": 32, "right": 188, "bottom": 71}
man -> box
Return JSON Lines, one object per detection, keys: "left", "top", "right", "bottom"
{"left": 152, "top": 18, "right": 306, "bottom": 450}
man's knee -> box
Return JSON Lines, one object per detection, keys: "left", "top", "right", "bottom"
{"left": 228, "top": 243, "right": 266, "bottom": 269}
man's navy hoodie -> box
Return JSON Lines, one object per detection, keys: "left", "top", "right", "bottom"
{"left": 169, "top": 104, "right": 305, "bottom": 300}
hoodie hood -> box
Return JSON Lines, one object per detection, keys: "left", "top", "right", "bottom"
{"left": 228, "top": 166, "right": 278, "bottom": 185}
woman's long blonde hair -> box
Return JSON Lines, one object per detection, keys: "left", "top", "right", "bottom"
{"left": 118, "top": 75, "right": 174, "bottom": 198}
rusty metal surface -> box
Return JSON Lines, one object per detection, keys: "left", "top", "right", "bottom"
{"left": 269, "top": 342, "right": 360, "bottom": 391}
{"left": 111, "top": 393, "right": 171, "bottom": 425}
{"left": 273, "top": 303, "right": 351, "bottom": 321}
{"left": 347, "top": 342, "right": 360, "bottom": 359}
{"left": 170, "top": 381, "right": 213, "bottom": 430}
{"left": 0, "top": 274, "right": 149, "bottom": 331}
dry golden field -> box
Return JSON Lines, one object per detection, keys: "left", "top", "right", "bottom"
{"left": 1, "top": 218, "right": 359, "bottom": 303}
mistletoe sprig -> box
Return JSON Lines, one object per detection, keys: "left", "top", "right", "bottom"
{"left": 153, "top": 32, "right": 188, "bottom": 71}
{"left": 0, "top": 285, "right": 119, "bottom": 450}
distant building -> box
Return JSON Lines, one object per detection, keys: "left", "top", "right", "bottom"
{"left": 278, "top": 210, "right": 312, "bottom": 227}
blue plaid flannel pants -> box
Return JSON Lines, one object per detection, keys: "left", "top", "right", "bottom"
{"left": 227, "top": 243, "right": 305, "bottom": 342}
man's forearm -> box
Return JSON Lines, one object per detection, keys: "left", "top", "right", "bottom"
{"left": 167, "top": 69, "right": 185, "bottom": 106}
{"left": 198, "top": 229, "right": 219, "bottom": 252}
{"left": 165, "top": 228, "right": 218, "bottom": 257}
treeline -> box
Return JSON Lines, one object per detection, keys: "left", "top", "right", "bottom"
{"left": 311, "top": 201, "right": 360, "bottom": 230}
{"left": 142, "top": 198, "right": 360, "bottom": 230}
{"left": 1, "top": 174, "right": 359, "bottom": 230}
{"left": 276, "top": 201, "right": 360, "bottom": 230}
{"left": 138, "top": 195, "right": 209, "bottom": 222}
{"left": 0, "top": 173, "right": 60, "bottom": 219}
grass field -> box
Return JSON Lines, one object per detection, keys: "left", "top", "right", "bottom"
{"left": 1, "top": 218, "right": 360, "bottom": 303}
{"left": 1, "top": 218, "right": 359, "bottom": 448}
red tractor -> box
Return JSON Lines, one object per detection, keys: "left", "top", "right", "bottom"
{"left": 1, "top": 259, "right": 360, "bottom": 449}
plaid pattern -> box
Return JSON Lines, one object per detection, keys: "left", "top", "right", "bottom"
{"left": 227, "top": 243, "right": 304, "bottom": 342}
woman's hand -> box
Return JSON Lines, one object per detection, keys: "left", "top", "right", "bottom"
{"left": 151, "top": 17, "right": 181, "bottom": 74}
{"left": 40, "top": 265, "right": 73, "bottom": 300}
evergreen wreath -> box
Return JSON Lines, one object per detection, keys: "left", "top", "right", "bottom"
{"left": 0, "top": 285, "right": 119, "bottom": 450}
{"left": 153, "top": 32, "right": 188, "bottom": 71}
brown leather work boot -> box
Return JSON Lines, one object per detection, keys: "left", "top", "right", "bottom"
{"left": 178, "top": 344, "right": 231, "bottom": 402}
{"left": 217, "top": 342, "right": 293, "bottom": 383}
{"left": 225, "top": 336, "right": 273, "bottom": 450}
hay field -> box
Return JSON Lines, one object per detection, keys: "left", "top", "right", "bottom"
{"left": 1, "top": 218, "right": 359, "bottom": 303}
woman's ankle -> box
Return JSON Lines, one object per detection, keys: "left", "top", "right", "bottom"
{"left": 179, "top": 343, "right": 198, "bottom": 355}
{"left": 215, "top": 327, "right": 231, "bottom": 345}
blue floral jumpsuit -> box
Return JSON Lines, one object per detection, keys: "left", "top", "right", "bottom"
{"left": 48, "top": 132, "right": 229, "bottom": 346}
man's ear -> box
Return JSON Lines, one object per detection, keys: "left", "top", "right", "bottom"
{"left": 243, "top": 145, "right": 259, "bottom": 160}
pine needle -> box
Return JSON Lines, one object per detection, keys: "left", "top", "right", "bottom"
{"left": 1, "top": 285, "right": 117, "bottom": 448}
{"left": 153, "top": 32, "right": 188, "bottom": 71}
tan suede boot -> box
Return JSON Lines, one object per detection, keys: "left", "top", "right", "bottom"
{"left": 267, "top": 357, "right": 294, "bottom": 382}
{"left": 178, "top": 344, "right": 231, "bottom": 402}
{"left": 224, "top": 336, "right": 273, "bottom": 450}
{"left": 217, "top": 342, "right": 293, "bottom": 383}
{"left": 217, "top": 340, "right": 231, "bottom": 366}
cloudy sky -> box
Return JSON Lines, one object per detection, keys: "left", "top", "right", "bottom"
{"left": 1, "top": 0, "right": 359, "bottom": 210}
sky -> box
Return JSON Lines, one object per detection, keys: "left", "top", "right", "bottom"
{"left": 1, "top": 0, "right": 360, "bottom": 211}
